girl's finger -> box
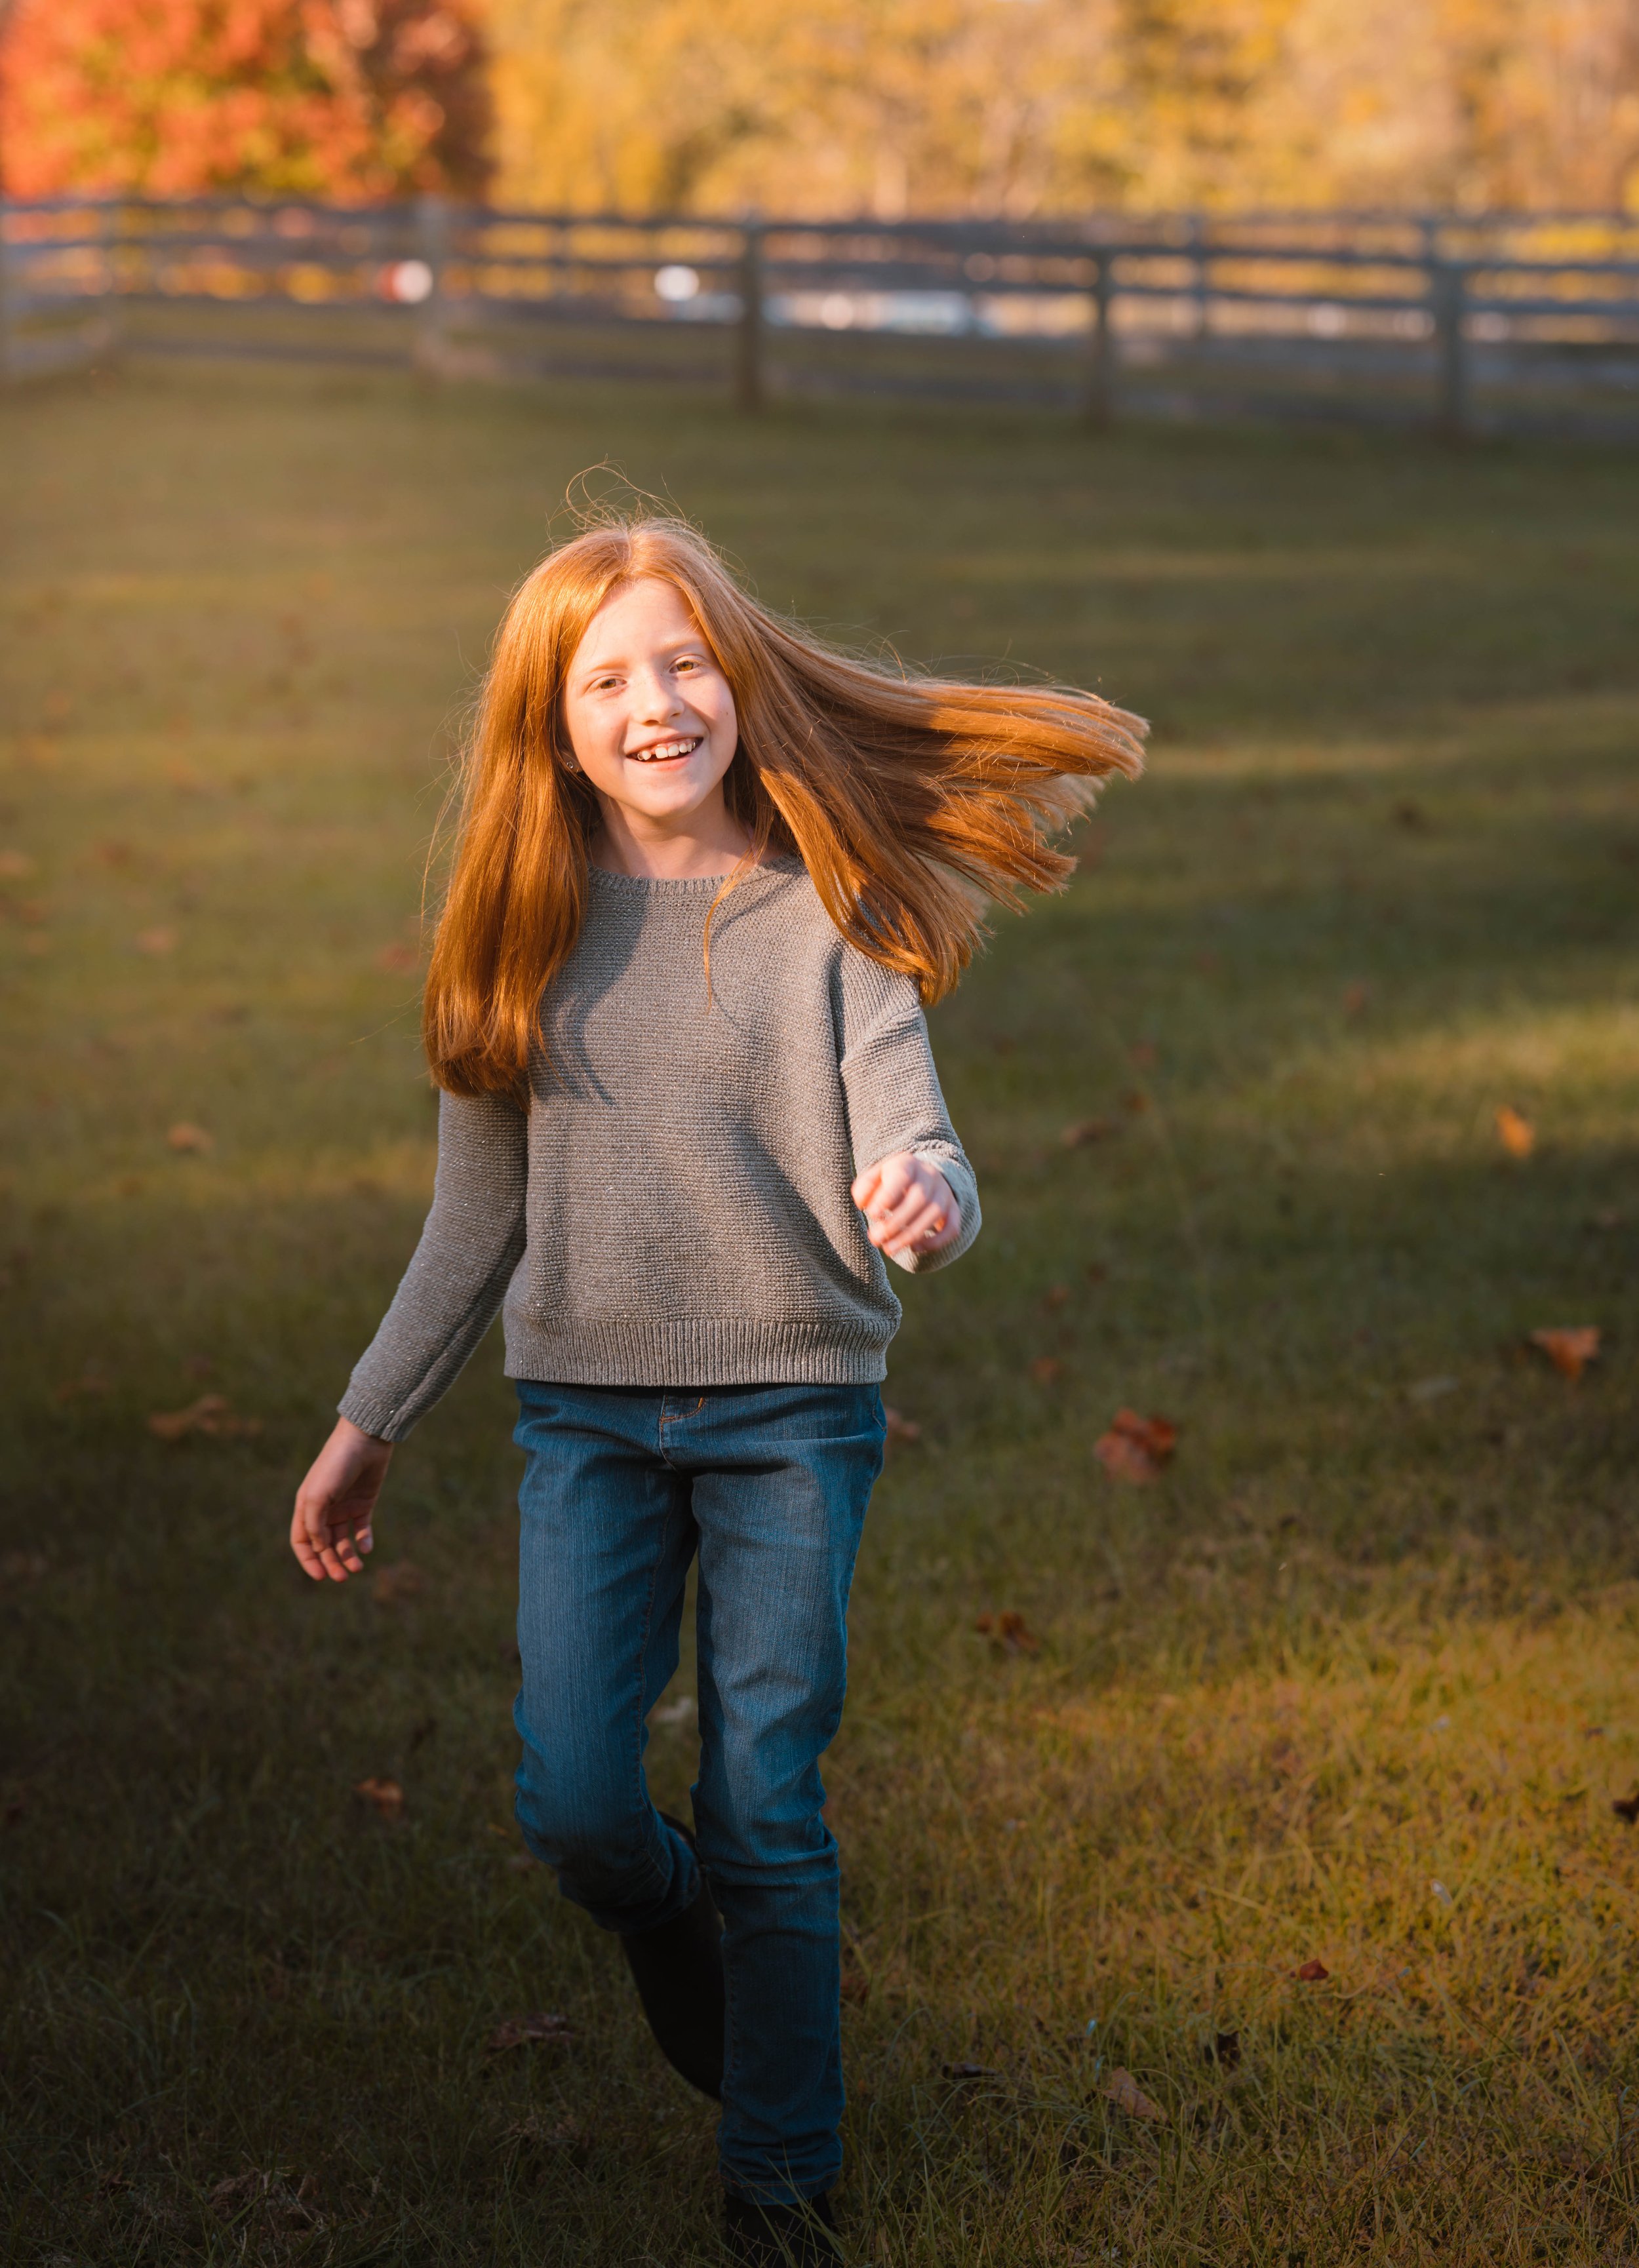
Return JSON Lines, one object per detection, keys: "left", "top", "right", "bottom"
{"left": 872, "top": 1178, "right": 937, "bottom": 1240}
{"left": 883, "top": 1194, "right": 944, "bottom": 1249}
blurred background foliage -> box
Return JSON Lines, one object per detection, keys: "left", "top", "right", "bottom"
{"left": 1, "top": 0, "right": 1636, "bottom": 216}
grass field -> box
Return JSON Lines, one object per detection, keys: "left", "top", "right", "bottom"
{"left": 3, "top": 362, "right": 1638, "bottom": 2267}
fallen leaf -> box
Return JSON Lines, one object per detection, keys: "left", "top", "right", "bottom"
{"left": 353, "top": 1776, "right": 404, "bottom": 1822}
{"left": 146, "top": 1394, "right": 262, "bottom": 1442}
{"left": 1495, "top": 1105, "right": 1535, "bottom": 1160}
{"left": 1101, "top": 2067, "right": 1166, "bottom": 2122}
{"left": 135, "top": 926, "right": 179, "bottom": 956}
{"left": 974, "top": 1608, "right": 1040, "bottom": 1655}
{"left": 943, "top": 2061, "right": 997, "bottom": 2081}
{"left": 486, "top": 2010, "right": 574, "bottom": 2053}
{"left": 1122, "top": 1089, "right": 1150, "bottom": 1114}
{"left": 1061, "top": 1117, "right": 1115, "bottom": 1147}
{"left": 1128, "top": 1040, "right": 1159, "bottom": 1068}
{"left": 1294, "top": 1959, "right": 1330, "bottom": 1982}
{"left": 1030, "top": 1355, "right": 1065, "bottom": 1385}
{"left": 1085, "top": 1261, "right": 1107, "bottom": 1283}
{"left": 1528, "top": 1327, "right": 1600, "bottom": 1381}
{"left": 53, "top": 1363, "right": 110, "bottom": 1403}
{"left": 1613, "top": 1792, "right": 1639, "bottom": 1826}
{"left": 1587, "top": 1209, "right": 1624, "bottom": 1232}
{"left": 0, "top": 850, "right": 35, "bottom": 879}
{"left": 882, "top": 1405, "right": 922, "bottom": 1451}
{"left": 1095, "top": 1409, "right": 1178, "bottom": 1483}
{"left": 1202, "top": 2030, "right": 1240, "bottom": 2069}
{"left": 1042, "top": 1284, "right": 1069, "bottom": 1311}
{"left": 372, "top": 1561, "right": 424, "bottom": 1605}
{"left": 375, "top": 941, "right": 418, "bottom": 973}
{"left": 167, "top": 1122, "right": 214, "bottom": 1154}
{"left": 1343, "top": 981, "right": 1372, "bottom": 1017}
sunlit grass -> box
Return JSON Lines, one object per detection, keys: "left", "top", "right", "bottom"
{"left": 2, "top": 363, "right": 1637, "bottom": 2263}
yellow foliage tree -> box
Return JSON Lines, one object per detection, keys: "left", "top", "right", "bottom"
{"left": 483, "top": 0, "right": 1639, "bottom": 217}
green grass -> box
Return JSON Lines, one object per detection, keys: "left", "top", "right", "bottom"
{"left": 2, "top": 362, "right": 1638, "bottom": 2266}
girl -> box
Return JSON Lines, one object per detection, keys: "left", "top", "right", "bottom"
{"left": 290, "top": 518, "right": 1143, "bottom": 2267}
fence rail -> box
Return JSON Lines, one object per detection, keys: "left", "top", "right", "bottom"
{"left": 5, "top": 195, "right": 1639, "bottom": 439}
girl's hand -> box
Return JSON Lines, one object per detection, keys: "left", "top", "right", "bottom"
{"left": 290, "top": 1417, "right": 394, "bottom": 1583}
{"left": 852, "top": 1152, "right": 962, "bottom": 1265}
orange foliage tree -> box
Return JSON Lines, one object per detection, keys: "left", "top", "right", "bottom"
{"left": 0, "top": 0, "right": 492, "bottom": 200}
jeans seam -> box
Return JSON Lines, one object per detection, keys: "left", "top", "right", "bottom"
{"left": 626, "top": 1464, "right": 684, "bottom": 1909}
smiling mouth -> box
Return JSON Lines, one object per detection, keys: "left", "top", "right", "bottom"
{"left": 626, "top": 736, "right": 701, "bottom": 763}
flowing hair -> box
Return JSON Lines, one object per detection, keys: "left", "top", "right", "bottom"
{"left": 424, "top": 517, "right": 1146, "bottom": 1099}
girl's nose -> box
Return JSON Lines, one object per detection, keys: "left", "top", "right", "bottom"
{"left": 633, "top": 665, "right": 682, "bottom": 720}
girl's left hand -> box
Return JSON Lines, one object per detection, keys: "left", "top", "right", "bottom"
{"left": 852, "top": 1152, "right": 962, "bottom": 1264}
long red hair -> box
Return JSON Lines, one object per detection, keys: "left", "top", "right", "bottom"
{"left": 424, "top": 517, "right": 1146, "bottom": 1099}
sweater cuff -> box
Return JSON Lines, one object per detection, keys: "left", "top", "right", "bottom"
{"left": 337, "top": 1386, "right": 412, "bottom": 1445}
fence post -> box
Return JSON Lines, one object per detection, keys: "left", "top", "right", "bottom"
{"left": 1188, "top": 212, "right": 1210, "bottom": 342}
{"left": 0, "top": 201, "right": 13, "bottom": 383}
{"left": 414, "top": 193, "right": 449, "bottom": 376}
{"left": 1431, "top": 259, "right": 1468, "bottom": 444}
{"left": 734, "top": 221, "right": 764, "bottom": 412}
{"left": 1084, "top": 252, "right": 1115, "bottom": 427}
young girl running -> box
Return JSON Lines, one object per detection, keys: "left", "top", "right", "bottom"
{"left": 290, "top": 518, "right": 1143, "bottom": 2266}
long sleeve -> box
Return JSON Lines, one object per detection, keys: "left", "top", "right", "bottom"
{"left": 338, "top": 1089, "right": 529, "bottom": 1441}
{"left": 834, "top": 953, "right": 981, "bottom": 1278}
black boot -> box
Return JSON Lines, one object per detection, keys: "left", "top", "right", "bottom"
{"left": 723, "top": 2189, "right": 842, "bottom": 2267}
{"left": 619, "top": 1810, "right": 724, "bottom": 2100}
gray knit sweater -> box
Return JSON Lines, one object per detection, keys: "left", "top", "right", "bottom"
{"left": 338, "top": 859, "right": 980, "bottom": 1439}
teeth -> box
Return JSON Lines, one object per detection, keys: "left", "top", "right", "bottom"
{"left": 631, "top": 737, "right": 700, "bottom": 762}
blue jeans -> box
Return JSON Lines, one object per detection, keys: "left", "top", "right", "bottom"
{"left": 511, "top": 1379, "right": 886, "bottom": 2203}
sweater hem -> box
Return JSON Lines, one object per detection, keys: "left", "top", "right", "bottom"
{"left": 502, "top": 1314, "right": 891, "bottom": 1388}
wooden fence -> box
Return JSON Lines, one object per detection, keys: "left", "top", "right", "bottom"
{"left": 4, "top": 195, "right": 1638, "bottom": 440}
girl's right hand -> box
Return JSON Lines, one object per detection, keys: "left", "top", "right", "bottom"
{"left": 290, "top": 1417, "right": 394, "bottom": 1582}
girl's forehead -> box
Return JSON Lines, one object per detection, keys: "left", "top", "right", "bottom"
{"left": 578, "top": 575, "right": 700, "bottom": 647}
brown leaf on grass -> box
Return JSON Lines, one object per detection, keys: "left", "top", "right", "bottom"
{"left": 1061, "top": 1117, "right": 1115, "bottom": 1148}
{"left": 372, "top": 1561, "right": 425, "bottom": 1606}
{"left": 1101, "top": 2067, "right": 1167, "bottom": 2122}
{"left": 1528, "top": 1327, "right": 1600, "bottom": 1381}
{"left": 1343, "top": 981, "right": 1372, "bottom": 1018}
{"left": 974, "top": 1609, "right": 1040, "bottom": 1656}
{"left": 882, "top": 1406, "right": 922, "bottom": 1452}
{"left": 166, "top": 1122, "right": 214, "bottom": 1154}
{"left": 1122, "top": 1090, "right": 1151, "bottom": 1114}
{"left": 135, "top": 926, "right": 179, "bottom": 956}
{"left": 0, "top": 850, "right": 35, "bottom": 879}
{"left": 1128, "top": 1040, "right": 1159, "bottom": 1068}
{"left": 1095, "top": 1409, "right": 1178, "bottom": 1483}
{"left": 208, "top": 2170, "right": 324, "bottom": 2230}
{"left": 485, "top": 2010, "right": 574, "bottom": 2053}
{"left": 1042, "top": 1284, "right": 1069, "bottom": 1312}
{"left": 1030, "top": 1356, "right": 1065, "bottom": 1385}
{"left": 147, "top": 1394, "right": 262, "bottom": 1443}
{"left": 1613, "top": 1792, "right": 1639, "bottom": 1826}
{"left": 353, "top": 1776, "right": 404, "bottom": 1822}
{"left": 375, "top": 941, "right": 419, "bottom": 973}
{"left": 53, "top": 1363, "right": 109, "bottom": 1403}
{"left": 1495, "top": 1105, "right": 1535, "bottom": 1160}
{"left": 1294, "top": 1959, "right": 1330, "bottom": 1982}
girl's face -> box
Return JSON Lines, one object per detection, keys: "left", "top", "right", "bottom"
{"left": 561, "top": 576, "right": 740, "bottom": 834}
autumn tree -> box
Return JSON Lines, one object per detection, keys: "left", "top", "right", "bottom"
{"left": 0, "top": 0, "right": 492, "bottom": 199}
